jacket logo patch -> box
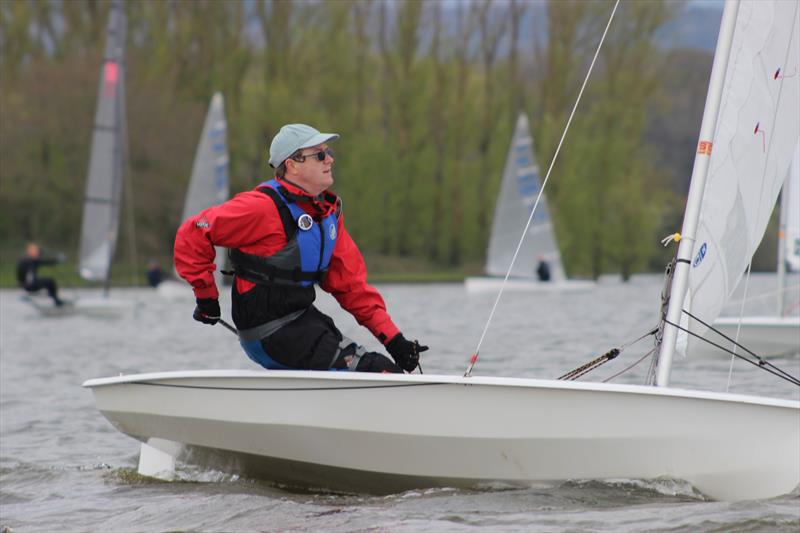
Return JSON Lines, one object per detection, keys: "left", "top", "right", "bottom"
{"left": 195, "top": 219, "right": 209, "bottom": 229}
{"left": 298, "top": 214, "right": 313, "bottom": 231}
{"left": 329, "top": 224, "right": 337, "bottom": 240}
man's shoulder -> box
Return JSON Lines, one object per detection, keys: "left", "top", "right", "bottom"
{"left": 231, "top": 188, "right": 279, "bottom": 205}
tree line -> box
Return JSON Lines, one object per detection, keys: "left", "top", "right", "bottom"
{"left": 3, "top": 0, "right": 747, "bottom": 282}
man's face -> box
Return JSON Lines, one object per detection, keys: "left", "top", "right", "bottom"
{"left": 286, "top": 143, "right": 334, "bottom": 195}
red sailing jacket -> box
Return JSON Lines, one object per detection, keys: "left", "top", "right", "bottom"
{"left": 173, "top": 178, "right": 400, "bottom": 345}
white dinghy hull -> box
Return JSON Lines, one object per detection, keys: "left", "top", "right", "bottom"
{"left": 83, "top": 370, "right": 799, "bottom": 501}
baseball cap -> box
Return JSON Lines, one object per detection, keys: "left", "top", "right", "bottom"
{"left": 268, "top": 123, "right": 339, "bottom": 168}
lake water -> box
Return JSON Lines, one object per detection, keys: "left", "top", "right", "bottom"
{"left": 1, "top": 273, "right": 798, "bottom": 532}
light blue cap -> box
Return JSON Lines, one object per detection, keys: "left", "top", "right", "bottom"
{"left": 268, "top": 123, "right": 339, "bottom": 168}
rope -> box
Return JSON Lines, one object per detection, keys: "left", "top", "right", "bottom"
{"left": 464, "top": 0, "right": 621, "bottom": 377}
{"left": 559, "top": 349, "right": 620, "bottom": 381}
{"left": 603, "top": 348, "right": 655, "bottom": 383}
{"left": 558, "top": 327, "right": 658, "bottom": 381}
{"left": 218, "top": 318, "right": 238, "bottom": 335}
{"left": 663, "top": 317, "right": 800, "bottom": 387}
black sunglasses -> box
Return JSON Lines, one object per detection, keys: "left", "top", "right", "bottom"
{"left": 292, "top": 148, "right": 334, "bottom": 163}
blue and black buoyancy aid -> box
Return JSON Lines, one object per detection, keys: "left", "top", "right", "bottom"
{"left": 229, "top": 180, "right": 341, "bottom": 370}
{"left": 229, "top": 179, "right": 340, "bottom": 288}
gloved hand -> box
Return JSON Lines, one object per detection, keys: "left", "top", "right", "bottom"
{"left": 386, "top": 333, "right": 429, "bottom": 372}
{"left": 193, "top": 298, "right": 220, "bottom": 325}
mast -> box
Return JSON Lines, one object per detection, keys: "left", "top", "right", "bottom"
{"left": 105, "top": 0, "right": 126, "bottom": 294}
{"left": 656, "top": 0, "right": 741, "bottom": 387}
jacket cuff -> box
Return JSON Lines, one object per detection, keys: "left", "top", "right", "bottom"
{"left": 193, "top": 285, "right": 219, "bottom": 300}
{"left": 376, "top": 325, "right": 401, "bottom": 346}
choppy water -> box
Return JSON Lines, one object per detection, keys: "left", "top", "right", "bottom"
{"left": 1, "top": 274, "right": 798, "bottom": 532}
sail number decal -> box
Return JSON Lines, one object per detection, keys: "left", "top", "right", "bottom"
{"left": 693, "top": 242, "right": 707, "bottom": 267}
{"left": 697, "top": 141, "right": 713, "bottom": 155}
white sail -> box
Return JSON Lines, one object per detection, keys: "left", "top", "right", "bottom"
{"left": 485, "top": 113, "right": 564, "bottom": 280}
{"left": 78, "top": 1, "right": 126, "bottom": 283}
{"left": 784, "top": 143, "right": 800, "bottom": 272}
{"left": 181, "top": 92, "right": 229, "bottom": 225}
{"left": 181, "top": 92, "right": 229, "bottom": 279}
{"left": 686, "top": 0, "right": 799, "bottom": 340}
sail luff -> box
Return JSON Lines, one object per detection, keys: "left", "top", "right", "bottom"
{"left": 656, "top": 0, "right": 741, "bottom": 387}
{"left": 78, "top": 0, "right": 127, "bottom": 284}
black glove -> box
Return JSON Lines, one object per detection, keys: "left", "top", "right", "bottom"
{"left": 193, "top": 298, "right": 220, "bottom": 325}
{"left": 386, "top": 333, "right": 429, "bottom": 372}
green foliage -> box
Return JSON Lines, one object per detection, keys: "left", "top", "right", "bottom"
{"left": 1, "top": 0, "right": 732, "bottom": 282}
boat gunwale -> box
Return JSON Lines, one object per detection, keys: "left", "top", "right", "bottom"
{"left": 81, "top": 369, "right": 800, "bottom": 409}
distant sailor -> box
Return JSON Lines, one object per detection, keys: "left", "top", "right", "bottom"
{"left": 536, "top": 256, "right": 551, "bottom": 282}
{"left": 17, "top": 242, "right": 66, "bottom": 306}
{"left": 174, "top": 123, "right": 428, "bottom": 373}
{"left": 145, "top": 259, "right": 167, "bottom": 288}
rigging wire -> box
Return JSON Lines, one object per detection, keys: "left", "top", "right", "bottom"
{"left": 726, "top": 260, "right": 755, "bottom": 391}
{"left": 603, "top": 348, "right": 656, "bottom": 383}
{"left": 680, "top": 308, "right": 800, "bottom": 385}
{"left": 663, "top": 316, "right": 800, "bottom": 387}
{"left": 464, "top": 0, "right": 621, "bottom": 378}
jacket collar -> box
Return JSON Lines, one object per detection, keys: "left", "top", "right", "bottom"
{"left": 274, "top": 177, "right": 335, "bottom": 216}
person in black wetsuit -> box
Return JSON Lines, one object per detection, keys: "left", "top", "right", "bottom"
{"left": 16, "top": 242, "right": 65, "bottom": 306}
{"left": 536, "top": 256, "right": 551, "bottom": 282}
{"left": 146, "top": 258, "right": 167, "bottom": 288}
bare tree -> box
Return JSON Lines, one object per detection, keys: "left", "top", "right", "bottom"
{"left": 448, "top": 2, "right": 478, "bottom": 266}
{"left": 476, "top": 0, "right": 508, "bottom": 245}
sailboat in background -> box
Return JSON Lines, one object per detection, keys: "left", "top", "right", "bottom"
{"left": 465, "top": 113, "right": 593, "bottom": 292}
{"left": 157, "top": 92, "right": 229, "bottom": 299}
{"left": 27, "top": 0, "right": 134, "bottom": 318}
{"left": 698, "top": 144, "right": 800, "bottom": 357}
{"left": 84, "top": 0, "right": 798, "bottom": 501}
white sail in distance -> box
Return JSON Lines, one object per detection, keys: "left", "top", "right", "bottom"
{"left": 78, "top": 1, "right": 126, "bottom": 283}
{"left": 181, "top": 92, "right": 229, "bottom": 223}
{"left": 180, "top": 92, "right": 229, "bottom": 280}
{"left": 485, "top": 113, "right": 564, "bottom": 280}
{"left": 686, "top": 0, "right": 799, "bottom": 338}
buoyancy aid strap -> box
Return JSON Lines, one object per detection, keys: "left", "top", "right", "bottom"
{"left": 348, "top": 344, "right": 366, "bottom": 371}
{"left": 237, "top": 308, "right": 306, "bottom": 342}
{"left": 327, "top": 336, "right": 367, "bottom": 371}
{"left": 257, "top": 185, "right": 297, "bottom": 241}
{"left": 228, "top": 249, "right": 324, "bottom": 285}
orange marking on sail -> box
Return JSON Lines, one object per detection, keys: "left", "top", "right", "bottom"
{"left": 697, "top": 141, "right": 713, "bottom": 155}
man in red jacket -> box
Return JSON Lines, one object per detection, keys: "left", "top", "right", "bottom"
{"left": 174, "top": 123, "right": 427, "bottom": 373}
